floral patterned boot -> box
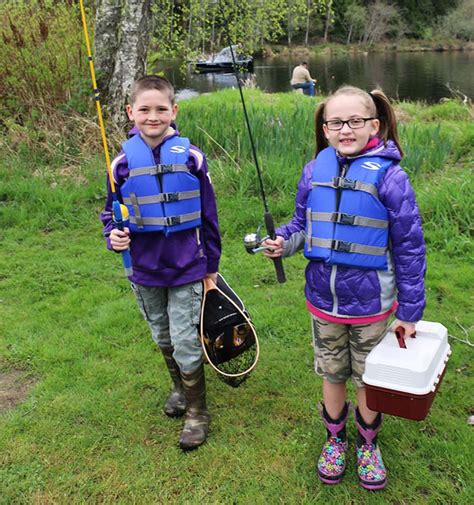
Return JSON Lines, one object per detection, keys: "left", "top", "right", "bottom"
{"left": 317, "top": 402, "right": 350, "bottom": 484}
{"left": 355, "top": 407, "right": 387, "bottom": 490}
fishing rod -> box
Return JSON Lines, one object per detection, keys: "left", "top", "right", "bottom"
{"left": 78, "top": 0, "right": 132, "bottom": 277}
{"left": 218, "top": 2, "right": 286, "bottom": 284}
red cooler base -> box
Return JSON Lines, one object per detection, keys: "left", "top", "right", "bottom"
{"left": 365, "top": 367, "right": 447, "bottom": 421}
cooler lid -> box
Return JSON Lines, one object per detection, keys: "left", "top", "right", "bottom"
{"left": 363, "top": 321, "right": 451, "bottom": 395}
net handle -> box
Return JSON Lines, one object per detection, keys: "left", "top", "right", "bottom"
{"left": 200, "top": 278, "right": 260, "bottom": 378}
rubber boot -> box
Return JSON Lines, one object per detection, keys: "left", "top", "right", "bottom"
{"left": 179, "top": 365, "right": 210, "bottom": 451}
{"left": 355, "top": 407, "right": 387, "bottom": 490}
{"left": 317, "top": 402, "right": 350, "bottom": 484}
{"left": 160, "top": 346, "right": 186, "bottom": 417}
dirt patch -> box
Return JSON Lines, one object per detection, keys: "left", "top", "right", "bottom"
{"left": 0, "top": 369, "right": 38, "bottom": 413}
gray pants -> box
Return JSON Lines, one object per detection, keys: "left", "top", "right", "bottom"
{"left": 131, "top": 281, "right": 204, "bottom": 374}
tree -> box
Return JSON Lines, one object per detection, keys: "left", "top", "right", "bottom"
{"left": 94, "top": 0, "right": 152, "bottom": 126}
{"left": 341, "top": 1, "right": 367, "bottom": 44}
{"left": 361, "top": 0, "right": 405, "bottom": 44}
{"left": 439, "top": 0, "right": 474, "bottom": 41}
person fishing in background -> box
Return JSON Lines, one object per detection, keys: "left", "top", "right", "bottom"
{"left": 100, "top": 75, "right": 221, "bottom": 451}
{"left": 290, "top": 61, "right": 317, "bottom": 96}
{"left": 262, "top": 85, "right": 426, "bottom": 489}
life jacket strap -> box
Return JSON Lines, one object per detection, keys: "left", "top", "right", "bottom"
{"left": 122, "top": 189, "right": 200, "bottom": 206}
{"left": 129, "top": 193, "right": 144, "bottom": 228}
{"left": 310, "top": 211, "right": 388, "bottom": 229}
{"left": 306, "top": 237, "right": 387, "bottom": 256}
{"left": 129, "top": 164, "right": 189, "bottom": 177}
{"left": 129, "top": 210, "right": 201, "bottom": 227}
{"left": 313, "top": 177, "right": 378, "bottom": 198}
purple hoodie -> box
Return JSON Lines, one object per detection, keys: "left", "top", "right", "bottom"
{"left": 100, "top": 127, "right": 221, "bottom": 287}
{"left": 276, "top": 140, "right": 426, "bottom": 323}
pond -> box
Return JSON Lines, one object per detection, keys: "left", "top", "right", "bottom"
{"left": 156, "top": 51, "right": 473, "bottom": 103}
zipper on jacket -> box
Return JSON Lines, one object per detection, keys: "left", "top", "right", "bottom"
{"left": 330, "top": 264, "right": 338, "bottom": 315}
{"left": 330, "top": 160, "right": 347, "bottom": 315}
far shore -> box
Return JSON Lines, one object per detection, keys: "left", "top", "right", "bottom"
{"left": 260, "top": 40, "right": 474, "bottom": 58}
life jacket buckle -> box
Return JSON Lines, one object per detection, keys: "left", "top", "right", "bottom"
{"left": 333, "top": 240, "right": 352, "bottom": 253}
{"left": 160, "top": 164, "right": 174, "bottom": 173}
{"left": 337, "top": 212, "right": 355, "bottom": 225}
{"left": 333, "top": 177, "right": 356, "bottom": 190}
{"left": 162, "top": 192, "right": 179, "bottom": 202}
{"left": 165, "top": 215, "right": 181, "bottom": 226}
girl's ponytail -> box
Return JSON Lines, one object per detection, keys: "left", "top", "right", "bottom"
{"left": 315, "top": 101, "right": 328, "bottom": 155}
{"left": 369, "top": 89, "right": 404, "bottom": 157}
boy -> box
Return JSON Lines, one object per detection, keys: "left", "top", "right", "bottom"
{"left": 100, "top": 75, "right": 221, "bottom": 450}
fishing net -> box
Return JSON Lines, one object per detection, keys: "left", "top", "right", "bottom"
{"left": 200, "top": 274, "right": 259, "bottom": 387}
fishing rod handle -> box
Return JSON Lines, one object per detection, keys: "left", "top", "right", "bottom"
{"left": 264, "top": 211, "right": 286, "bottom": 284}
{"left": 112, "top": 201, "right": 134, "bottom": 277}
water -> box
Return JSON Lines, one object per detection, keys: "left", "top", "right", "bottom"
{"left": 157, "top": 51, "right": 474, "bottom": 103}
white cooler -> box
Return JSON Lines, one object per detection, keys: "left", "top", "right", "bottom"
{"left": 363, "top": 321, "right": 451, "bottom": 421}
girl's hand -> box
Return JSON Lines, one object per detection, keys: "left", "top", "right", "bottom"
{"left": 110, "top": 227, "right": 131, "bottom": 251}
{"left": 262, "top": 236, "right": 284, "bottom": 258}
{"left": 392, "top": 319, "right": 416, "bottom": 339}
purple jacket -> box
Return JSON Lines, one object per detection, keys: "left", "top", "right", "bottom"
{"left": 100, "top": 127, "right": 221, "bottom": 287}
{"left": 276, "top": 140, "right": 426, "bottom": 322}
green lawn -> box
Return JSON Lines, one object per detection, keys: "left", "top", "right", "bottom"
{"left": 1, "top": 91, "right": 473, "bottom": 503}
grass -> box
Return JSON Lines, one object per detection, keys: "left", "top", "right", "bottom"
{"left": 0, "top": 90, "right": 473, "bottom": 504}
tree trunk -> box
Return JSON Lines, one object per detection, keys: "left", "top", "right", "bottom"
{"left": 323, "top": 1, "right": 332, "bottom": 43}
{"left": 94, "top": 0, "right": 152, "bottom": 127}
{"left": 346, "top": 24, "right": 353, "bottom": 45}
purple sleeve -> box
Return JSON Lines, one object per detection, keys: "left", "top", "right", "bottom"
{"left": 190, "top": 149, "right": 221, "bottom": 273}
{"left": 99, "top": 152, "right": 128, "bottom": 251}
{"left": 275, "top": 160, "right": 313, "bottom": 239}
{"left": 379, "top": 165, "right": 426, "bottom": 322}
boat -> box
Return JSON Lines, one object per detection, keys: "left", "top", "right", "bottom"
{"left": 192, "top": 45, "right": 253, "bottom": 73}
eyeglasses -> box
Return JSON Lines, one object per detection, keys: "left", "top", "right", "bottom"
{"left": 324, "top": 117, "right": 375, "bottom": 131}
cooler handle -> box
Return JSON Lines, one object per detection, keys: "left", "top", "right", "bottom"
{"left": 395, "top": 326, "right": 416, "bottom": 349}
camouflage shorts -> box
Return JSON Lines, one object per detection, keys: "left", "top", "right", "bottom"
{"left": 311, "top": 315, "right": 390, "bottom": 388}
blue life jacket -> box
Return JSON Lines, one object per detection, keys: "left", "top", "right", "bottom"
{"left": 304, "top": 147, "right": 391, "bottom": 270}
{"left": 120, "top": 134, "right": 201, "bottom": 235}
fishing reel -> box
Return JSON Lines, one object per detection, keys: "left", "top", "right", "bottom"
{"left": 243, "top": 224, "right": 273, "bottom": 254}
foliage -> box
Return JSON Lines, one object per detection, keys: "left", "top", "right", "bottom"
{"left": 437, "top": 0, "right": 474, "bottom": 41}
{"left": 0, "top": 0, "right": 89, "bottom": 121}
{"left": 148, "top": 0, "right": 470, "bottom": 58}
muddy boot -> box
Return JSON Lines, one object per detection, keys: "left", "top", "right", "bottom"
{"left": 179, "top": 365, "right": 210, "bottom": 451}
{"left": 355, "top": 407, "right": 387, "bottom": 490}
{"left": 160, "top": 346, "right": 186, "bottom": 417}
{"left": 317, "top": 402, "right": 350, "bottom": 485}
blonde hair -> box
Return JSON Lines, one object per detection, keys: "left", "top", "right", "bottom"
{"left": 315, "top": 85, "right": 403, "bottom": 156}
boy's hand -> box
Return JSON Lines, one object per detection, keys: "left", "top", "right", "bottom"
{"left": 206, "top": 272, "right": 218, "bottom": 284}
{"left": 262, "top": 236, "right": 284, "bottom": 258}
{"left": 110, "top": 227, "right": 131, "bottom": 251}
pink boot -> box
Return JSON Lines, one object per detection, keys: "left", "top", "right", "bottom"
{"left": 317, "top": 402, "right": 350, "bottom": 485}
{"left": 355, "top": 407, "right": 387, "bottom": 490}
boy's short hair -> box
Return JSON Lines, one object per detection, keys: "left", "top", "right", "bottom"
{"left": 129, "top": 75, "right": 175, "bottom": 105}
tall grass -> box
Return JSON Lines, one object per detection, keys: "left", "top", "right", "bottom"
{"left": 0, "top": 0, "right": 89, "bottom": 119}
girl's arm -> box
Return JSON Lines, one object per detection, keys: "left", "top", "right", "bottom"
{"left": 380, "top": 165, "right": 426, "bottom": 323}
{"left": 265, "top": 160, "right": 313, "bottom": 258}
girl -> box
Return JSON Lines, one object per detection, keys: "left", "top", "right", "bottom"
{"left": 264, "top": 86, "right": 426, "bottom": 489}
